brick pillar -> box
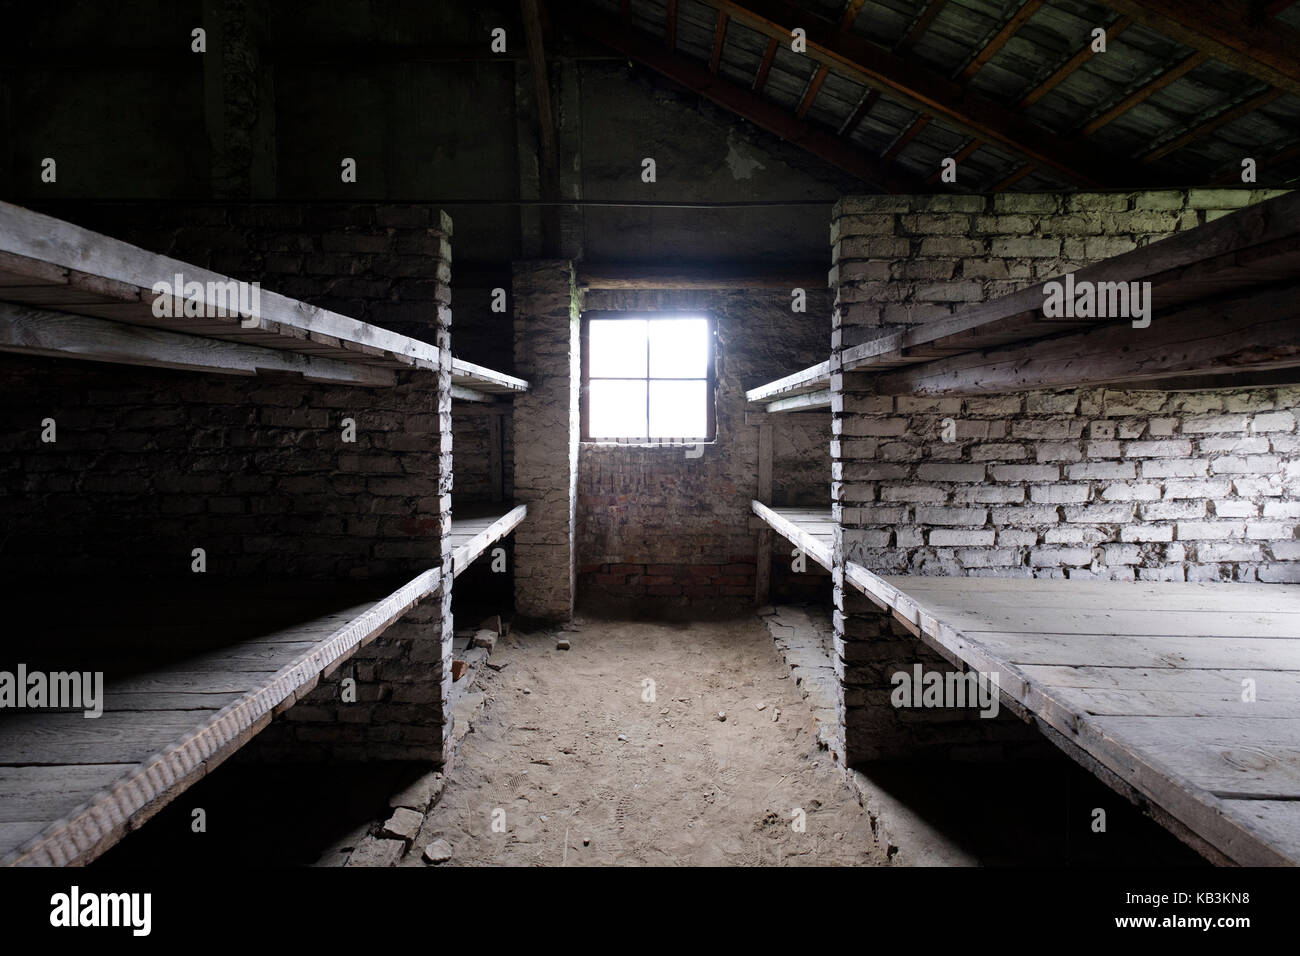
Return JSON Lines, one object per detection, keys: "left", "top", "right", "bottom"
{"left": 512, "top": 260, "right": 580, "bottom": 620}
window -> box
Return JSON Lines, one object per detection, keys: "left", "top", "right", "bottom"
{"left": 581, "top": 313, "right": 715, "bottom": 443}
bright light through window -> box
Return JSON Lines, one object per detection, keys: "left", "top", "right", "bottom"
{"left": 584, "top": 315, "right": 713, "bottom": 442}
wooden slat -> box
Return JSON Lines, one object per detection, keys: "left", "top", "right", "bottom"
{"left": 766, "top": 389, "right": 831, "bottom": 413}
{"left": 451, "top": 356, "right": 529, "bottom": 393}
{"left": 0, "top": 302, "right": 398, "bottom": 386}
{"left": 752, "top": 501, "right": 833, "bottom": 571}
{"left": 449, "top": 505, "right": 527, "bottom": 577}
{"left": 0, "top": 202, "right": 443, "bottom": 372}
{"left": 753, "top": 37, "right": 778, "bottom": 92}
{"left": 747, "top": 360, "right": 831, "bottom": 403}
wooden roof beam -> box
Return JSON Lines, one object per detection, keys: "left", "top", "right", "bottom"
{"left": 896, "top": 0, "right": 946, "bottom": 52}
{"left": 838, "top": 87, "right": 879, "bottom": 136}
{"left": 666, "top": 0, "right": 678, "bottom": 50}
{"left": 572, "top": 8, "right": 927, "bottom": 193}
{"left": 1015, "top": 15, "right": 1132, "bottom": 109}
{"left": 796, "top": 65, "right": 829, "bottom": 119}
{"left": 687, "top": 0, "right": 1139, "bottom": 186}
{"left": 753, "top": 36, "right": 778, "bottom": 91}
{"left": 709, "top": 10, "right": 728, "bottom": 73}
{"left": 959, "top": 0, "right": 1045, "bottom": 81}
{"left": 868, "top": 281, "right": 1300, "bottom": 396}
{"left": 1097, "top": 0, "right": 1300, "bottom": 99}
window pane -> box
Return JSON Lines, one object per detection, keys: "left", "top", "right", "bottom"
{"left": 588, "top": 379, "right": 647, "bottom": 438}
{"left": 649, "top": 317, "right": 709, "bottom": 378}
{"left": 649, "top": 380, "right": 707, "bottom": 439}
{"left": 588, "top": 319, "right": 647, "bottom": 377}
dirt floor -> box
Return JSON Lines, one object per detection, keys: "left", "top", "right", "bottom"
{"left": 407, "top": 615, "right": 887, "bottom": 867}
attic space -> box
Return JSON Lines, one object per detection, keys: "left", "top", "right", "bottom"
{"left": 1, "top": 0, "right": 1299, "bottom": 886}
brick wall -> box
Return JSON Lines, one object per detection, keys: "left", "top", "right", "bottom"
{"left": 1, "top": 202, "right": 459, "bottom": 762}
{"left": 576, "top": 288, "right": 832, "bottom": 609}
{"left": 830, "top": 188, "right": 1297, "bottom": 764}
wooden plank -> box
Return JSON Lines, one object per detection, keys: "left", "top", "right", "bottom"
{"left": 0, "top": 202, "right": 443, "bottom": 371}
{"left": 868, "top": 279, "right": 1300, "bottom": 395}
{"left": 451, "top": 356, "right": 529, "bottom": 393}
{"left": 1086, "top": 715, "right": 1300, "bottom": 798}
{"left": 766, "top": 389, "right": 831, "bottom": 413}
{"left": 451, "top": 505, "right": 527, "bottom": 577}
{"left": 752, "top": 501, "right": 833, "bottom": 571}
{"left": 747, "top": 360, "right": 831, "bottom": 402}
{"left": 0, "top": 302, "right": 398, "bottom": 386}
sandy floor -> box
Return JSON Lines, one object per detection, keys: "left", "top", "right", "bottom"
{"left": 407, "top": 615, "right": 887, "bottom": 866}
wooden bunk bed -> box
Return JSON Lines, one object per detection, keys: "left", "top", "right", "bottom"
{"left": 0, "top": 201, "right": 532, "bottom": 864}
{"left": 822, "top": 190, "right": 1300, "bottom": 865}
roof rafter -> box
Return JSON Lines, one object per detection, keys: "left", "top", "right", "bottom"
{"left": 958, "top": 0, "right": 1044, "bottom": 81}
{"left": 1014, "top": 14, "right": 1132, "bottom": 109}
{"left": 1079, "top": 50, "right": 1209, "bottom": 136}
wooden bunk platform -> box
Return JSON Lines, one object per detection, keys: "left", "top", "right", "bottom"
{"left": 0, "top": 201, "right": 443, "bottom": 385}
{"left": 0, "top": 571, "right": 440, "bottom": 866}
{"left": 841, "top": 568, "right": 1300, "bottom": 866}
{"left": 746, "top": 360, "right": 831, "bottom": 413}
{"left": 752, "top": 502, "right": 833, "bottom": 572}
{"left": 449, "top": 505, "right": 527, "bottom": 577}
{"left": 840, "top": 190, "right": 1300, "bottom": 394}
